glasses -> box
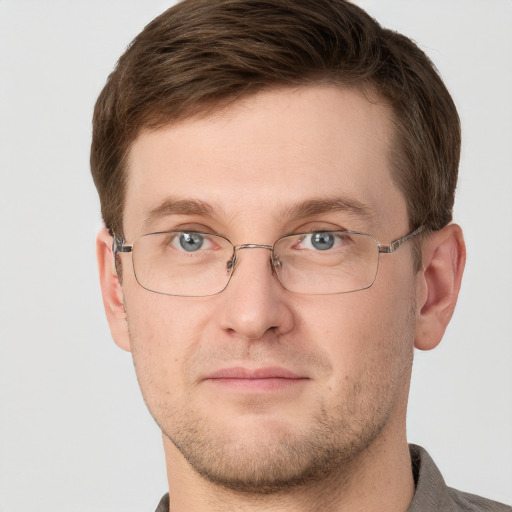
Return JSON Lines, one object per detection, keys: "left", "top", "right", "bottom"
{"left": 113, "top": 226, "right": 424, "bottom": 297}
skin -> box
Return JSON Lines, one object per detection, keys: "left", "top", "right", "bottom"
{"left": 97, "top": 85, "right": 465, "bottom": 511}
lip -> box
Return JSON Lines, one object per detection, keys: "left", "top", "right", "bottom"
{"left": 204, "top": 367, "right": 309, "bottom": 392}
{"left": 207, "top": 367, "right": 304, "bottom": 379}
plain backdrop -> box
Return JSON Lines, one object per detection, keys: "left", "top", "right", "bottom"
{"left": 0, "top": 1, "right": 511, "bottom": 510}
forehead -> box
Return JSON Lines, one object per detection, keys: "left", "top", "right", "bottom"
{"left": 124, "top": 85, "right": 407, "bottom": 239}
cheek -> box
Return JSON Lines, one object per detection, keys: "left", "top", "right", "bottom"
{"left": 123, "top": 291, "right": 216, "bottom": 401}
{"left": 298, "top": 281, "right": 416, "bottom": 394}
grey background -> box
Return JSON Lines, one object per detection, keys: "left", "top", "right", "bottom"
{"left": 0, "top": 1, "right": 511, "bottom": 510}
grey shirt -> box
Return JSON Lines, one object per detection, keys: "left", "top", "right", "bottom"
{"left": 154, "top": 444, "right": 511, "bottom": 511}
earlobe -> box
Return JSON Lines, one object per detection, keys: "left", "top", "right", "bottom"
{"left": 96, "top": 228, "right": 132, "bottom": 352}
{"left": 414, "top": 224, "right": 466, "bottom": 351}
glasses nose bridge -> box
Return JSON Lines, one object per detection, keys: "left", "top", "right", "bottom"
{"left": 229, "top": 243, "right": 275, "bottom": 273}
{"left": 234, "top": 243, "right": 273, "bottom": 252}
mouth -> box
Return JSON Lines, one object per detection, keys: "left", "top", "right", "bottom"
{"left": 204, "top": 367, "right": 310, "bottom": 392}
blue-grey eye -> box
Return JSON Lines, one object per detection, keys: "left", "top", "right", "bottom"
{"left": 310, "top": 232, "right": 335, "bottom": 250}
{"left": 179, "top": 232, "right": 204, "bottom": 251}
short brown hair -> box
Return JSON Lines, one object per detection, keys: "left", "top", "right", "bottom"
{"left": 91, "top": 0, "right": 460, "bottom": 240}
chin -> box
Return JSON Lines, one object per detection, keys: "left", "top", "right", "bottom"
{"left": 163, "top": 408, "right": 386, "bottom": 495}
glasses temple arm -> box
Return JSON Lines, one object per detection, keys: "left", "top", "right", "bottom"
{"left": 378, "top": 225, "right": 425, "bottom": 254}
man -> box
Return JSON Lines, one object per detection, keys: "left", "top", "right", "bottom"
{"left": 90, "top": 1, "right": 511, "bottom": 511}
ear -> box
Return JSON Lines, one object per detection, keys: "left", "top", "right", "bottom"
{"left": 414, "top": 224, "right": 466, "bottom": 351}
{"left": 96, "top": 228, "right": 132, "bottom": 352}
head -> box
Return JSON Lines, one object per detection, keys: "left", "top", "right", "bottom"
{"left": 91, "top": 0, "right": 460, "bottom": 243}
{"left": 92, "top": 0, "right": 465, "bottom": 498}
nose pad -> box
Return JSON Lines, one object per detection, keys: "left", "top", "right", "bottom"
{"left": 271, "top": 256, "right": 282, "bottom": 270}
{"left": 226, "top": 255, "right": 236, "bottom": 274}
{"left": 220, "top": 245, "right": 285, "bottom": 297}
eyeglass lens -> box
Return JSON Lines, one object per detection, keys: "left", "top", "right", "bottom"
{"left": 130, "top": 231, "right": 380, "bottom": 296}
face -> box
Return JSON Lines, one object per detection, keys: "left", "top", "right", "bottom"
{"left": 116, "top": 86, "right": 419, "bottom": 491}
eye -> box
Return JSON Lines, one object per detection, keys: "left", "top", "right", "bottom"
{"left": 171, "top": 232, "right": 213, "bottom": 252}
{"left": 310, "top": 232, "right": 335, "bottom": 250}
{"left": 298, "top": 231, "right": 349, "bottom": 251}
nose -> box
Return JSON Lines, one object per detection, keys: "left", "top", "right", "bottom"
{"left": 218, "top": 246, "right": 295, "bottom": 340}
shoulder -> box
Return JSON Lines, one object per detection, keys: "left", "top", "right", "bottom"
{"left": 154, "top": 493, "right": 169, "bottom": 512}
{"left": 447, "top": 487, "right": 512, "bottom": 512}
{"left": 409, "top": 444, "right": 511, "bottom": 512}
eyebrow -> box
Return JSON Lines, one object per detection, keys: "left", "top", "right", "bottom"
{"left": 279, "top": 197, "right": 374, "bottom": 223}
{"left": 143, "top": 198, "right": 216, "bottom": 230}
{"left": 142, "top": 194, "right": 373, "bottom": 231}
